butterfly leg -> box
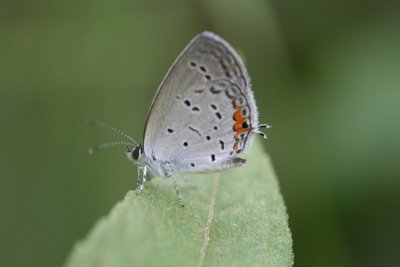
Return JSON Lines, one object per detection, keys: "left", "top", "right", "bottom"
{"left": 171, "top": 174, "right": 184, "bottom": 207}
{"left": 136, "top": 165, "right": 148, "bottom": 193}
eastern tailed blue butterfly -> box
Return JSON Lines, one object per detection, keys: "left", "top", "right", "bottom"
{"left": 88, "top": 32, "right": 270, "bottom": 206}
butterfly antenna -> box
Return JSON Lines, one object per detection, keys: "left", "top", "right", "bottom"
{"left": 89, "top": 141, "right": 135, "bottom": 155}
{"left": 86, "top": 120, "right": 137, "bottom": 144}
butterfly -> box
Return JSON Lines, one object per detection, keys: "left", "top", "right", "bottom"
{"left": 88, "top": 32, "right": 270, "bottom": 206}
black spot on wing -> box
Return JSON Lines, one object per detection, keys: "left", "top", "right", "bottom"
{"left": 219, "top": 140, "right": 225, "bottom": 150}
{"left": 188, "top": 126, "right": 202, "bottom": 137}
{"left": 211, "top": 154, "right": 216, "bottom": 162}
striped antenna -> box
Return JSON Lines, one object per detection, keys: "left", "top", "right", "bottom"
{"left": 86, "top": 120, "right": 137, "bottom": 144}
{"left": 88, "top": 141, "right": 135, "bottom": 155}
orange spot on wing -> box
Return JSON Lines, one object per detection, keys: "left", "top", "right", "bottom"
{"left": 233, "top": 106, "right": 244, "bottom": 123}
{"left": 233, "top": 104, "right": 250, "bottom": 134}
{"left": 232, "top": 103, "right": 252, "bottom": 153}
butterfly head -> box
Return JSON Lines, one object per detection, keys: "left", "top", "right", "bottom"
{"left": 126, "top": 144, "right": 144, "bottom": 162}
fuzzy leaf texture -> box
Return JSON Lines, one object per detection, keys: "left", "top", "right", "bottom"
{"left": 65, "top": 139, "right": 293, "bottom": 267}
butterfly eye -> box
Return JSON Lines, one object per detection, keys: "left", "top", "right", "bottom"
{"left": 131, "top": 145, "right": 142, "bottom": 160}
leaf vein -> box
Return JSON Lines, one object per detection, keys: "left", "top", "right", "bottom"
{"left": 196, "top": 174, "right": 220, "bottom": 267}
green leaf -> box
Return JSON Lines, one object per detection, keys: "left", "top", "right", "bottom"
{"left": 65, "top": 140, "right": 293, "bottom": 267}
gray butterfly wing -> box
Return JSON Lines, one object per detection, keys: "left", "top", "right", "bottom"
{"left": 143, "top": 32, "right": 259, "bottom": 173}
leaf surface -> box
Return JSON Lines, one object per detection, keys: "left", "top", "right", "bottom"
{"left": 66, "top": 140, "right": 293, "bottom": 267}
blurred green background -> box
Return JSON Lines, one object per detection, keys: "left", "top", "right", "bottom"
{"left": 1, "top": 1, "right": 399, "bottom": 266}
